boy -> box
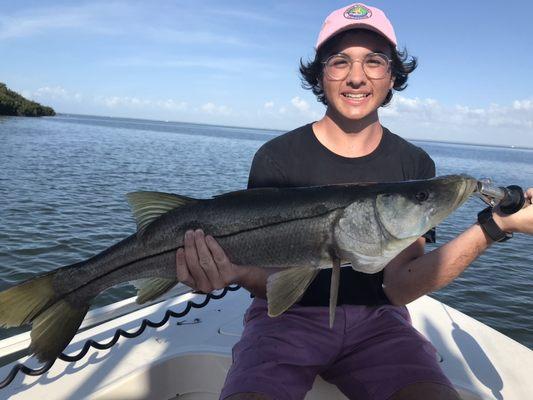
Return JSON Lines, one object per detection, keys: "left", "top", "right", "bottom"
{"left": 176, "top": 3, "right": 533, "bottom": 399}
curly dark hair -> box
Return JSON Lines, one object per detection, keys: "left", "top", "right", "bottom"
{"left": 299, "top": 30, "right": 417, "bottom": 106}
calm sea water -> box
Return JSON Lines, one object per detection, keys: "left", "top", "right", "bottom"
{"left": 0, "top": 114, "right": 532, "bottom": 348}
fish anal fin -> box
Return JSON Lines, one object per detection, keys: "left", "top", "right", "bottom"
{"left": 266, "top": 267, "right": 318, "bottom": 318}
{"left": 135, "top": 278, "right": 178, "bottom": 304}
{"left": 126, "top": 191, "right": 197, "bottom": 235}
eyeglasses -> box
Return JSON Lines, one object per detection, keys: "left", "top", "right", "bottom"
{"left": 322, "top": 53, "right": 392, "bottom": 81}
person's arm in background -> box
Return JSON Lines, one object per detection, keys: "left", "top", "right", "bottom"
{"left": 383, "top": 189, "right": 533, "bottom": 305}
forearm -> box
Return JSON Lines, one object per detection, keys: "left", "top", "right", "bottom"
{"left": 235, "top": 265, "right": 282, "bottom": 299}
{"left": 384, "top": 223, "right": 493, "bottom": 305}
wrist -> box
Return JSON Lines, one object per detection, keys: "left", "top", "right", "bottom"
{"left": 477, "top": 207, "right": 512, "bottom": 242}
{"left": 233, "top": 265, "right": 256, "bottom": 287}
{"left": 492, "top": 211, "right": 513, "bottom": 233}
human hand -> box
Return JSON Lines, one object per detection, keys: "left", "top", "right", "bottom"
{"left": 493, "top": 188, "right": 533, "bottom": 235}
{"left": 175, "top": 229, "right": 246, "bottom": 293}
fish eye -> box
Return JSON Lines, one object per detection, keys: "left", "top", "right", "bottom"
{"left": 415, "top": 191, "right": 429, "bottom": 202}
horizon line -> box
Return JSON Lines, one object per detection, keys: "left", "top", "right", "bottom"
{"left": 46, "top": 112, "right": 533, "bottom": 151}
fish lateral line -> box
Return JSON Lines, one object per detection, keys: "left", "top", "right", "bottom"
{"left": 62, "top": 207, "right": 346, "bottom": 302}
{"left": 209, "top": 206, "right": 345, "bottom": 240}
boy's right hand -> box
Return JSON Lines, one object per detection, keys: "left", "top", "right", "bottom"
{"left": 175, "top": 229, "right": 249, "bottom": 293}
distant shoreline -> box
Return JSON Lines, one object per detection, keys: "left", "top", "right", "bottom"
{"left": 0, "top": 83, "right": 55, "bottom": 117}
{"left": 50, "top": 112, "right": 533, "bottom": 151}
{"left": 409, "top": 137, "right": 533, "bottom": 152}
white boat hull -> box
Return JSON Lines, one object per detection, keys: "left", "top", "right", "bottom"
{"left": 0, "top": 287, "right": 531, "bottom": 399}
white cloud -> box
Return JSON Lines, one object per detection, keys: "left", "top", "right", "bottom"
{"left": 0, "top": 2, "right": 265, "bottom": 47}
{"left": 201, "top": 102, "right": 216, "bottom": 113}
{"left": 257, "top": 96, "right": 323, "bottom": 125}
{"left": 380, "top": 96, "right": 440, "bottom": 118}
{"left": 0, "top": 3, "right": 127, "bottom": 40}
{"left": 98, "top": 96, "right": 150, "bottom": 108}
{"left": 94, "top": 95, "right": 188, "bottom": 113}
{"left": 156, "top": 99, "right": 188, "bottom": 111}
{"left": 104, "top": 56, "right": 276, "bottom": 75}
{"left": 513, "top": 99, "right": 533, "bottom": 110}
{"left": 381, "top": 95, "right": 533, "bottom": 147}
{"left": 291, "top": 96, "right": 310, "bottom": 112}
{"left": 25, "top": 86, "right": 82, "bottom": 102}
{"left": 201, "top": 102, "right": 231, "bottom": 115}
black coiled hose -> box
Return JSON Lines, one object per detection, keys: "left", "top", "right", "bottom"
{"left": 0, "top": 285, "right": 241, "bottom": 389}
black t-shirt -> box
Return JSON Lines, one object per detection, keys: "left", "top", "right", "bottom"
{"left": 247, "top": 123, "right": 436, "bottom": 306}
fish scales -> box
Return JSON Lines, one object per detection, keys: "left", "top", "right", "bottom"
{"left": 0, "top": 175, "right": 478, "bottom": 362}
{"left": 54, "top": 187, "right": 352, "bottom": 293}
{"left": 55, "top": 206, "right": 343, "bottom": 298}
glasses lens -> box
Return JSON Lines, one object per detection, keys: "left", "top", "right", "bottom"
{"left": 324, "top": 53, "right": 390, "bottom": 80}
{"left": 324, "top": 55, "right": 351, "bottom": 80}
{"left": 363, "top": 54, "right": 390, "bottom": 79}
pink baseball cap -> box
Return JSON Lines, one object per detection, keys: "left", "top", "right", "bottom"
{"left": 316, "top": 3, "right": 397, "bottom": 50}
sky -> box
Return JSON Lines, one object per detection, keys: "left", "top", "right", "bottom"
{"left": 1, "top": 0, "right": 533, "bottom": 147}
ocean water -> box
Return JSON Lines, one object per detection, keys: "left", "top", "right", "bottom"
{"left": 0, "top": 114, "right": 532, "bottom": 348}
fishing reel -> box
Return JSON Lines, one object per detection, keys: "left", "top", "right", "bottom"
{"left": 476, "top": 178, "right": 526, "bottom": 214}
{"left": 475, "top": 179, "right": 528, "bottom": 242}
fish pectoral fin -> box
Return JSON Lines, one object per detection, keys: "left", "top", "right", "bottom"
{"left": 134, "top": 278, "right": 178, "bottom": 304}
{"left": 266, "top": 267, "right": 318, "bottom": 318}
{"left": 126, "top": 191, "right": 198, "bottom": 235}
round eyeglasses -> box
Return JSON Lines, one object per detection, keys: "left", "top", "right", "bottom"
{"left": 322, "top": 53, "right": 392, "bottom": 80}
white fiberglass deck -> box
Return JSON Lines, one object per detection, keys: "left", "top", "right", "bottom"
{"left": 0, "top": 287, "right": 531, "bottom": 399}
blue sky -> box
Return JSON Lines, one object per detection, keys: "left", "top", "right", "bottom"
{"left": 1, "top": 0, "right": 533, "bottom": 147}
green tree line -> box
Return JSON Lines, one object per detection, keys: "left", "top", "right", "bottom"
{"left": 0, "top": 83, "right": 55, "bottom": 117}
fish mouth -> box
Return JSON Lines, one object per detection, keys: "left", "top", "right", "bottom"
{"left": 441, "top": 174, "right": 477, "bottom": 211}
{"left": 456, "top": 176, "right": 478, "bottom": 207}
{"left": 424, "top": 175, "right": 477, "bottom": 228}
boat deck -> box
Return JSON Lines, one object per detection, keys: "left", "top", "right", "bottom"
{"left": 0, "top": 287, "right": 531, "bottom": 399}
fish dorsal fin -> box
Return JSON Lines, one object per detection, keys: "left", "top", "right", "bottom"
{"left": 266, "top": 267, "right": 318, "bottom": 318}
{"left": 126, "top": 191, "right": 197, "bottom": 235}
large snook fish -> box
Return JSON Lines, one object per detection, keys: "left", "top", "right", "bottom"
{"left": 0, "top": 175, "right": 477, "bottom": 362}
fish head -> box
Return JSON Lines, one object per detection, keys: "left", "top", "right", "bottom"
{"left": 334, "top": 174, "right": 477, "bottom": 273}
{"left": 375, "top": 174, "right": 477, "bottom": 240}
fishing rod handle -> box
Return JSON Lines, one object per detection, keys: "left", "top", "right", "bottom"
{"left": 477, "top": 179, "right": 525, "bottom": 214}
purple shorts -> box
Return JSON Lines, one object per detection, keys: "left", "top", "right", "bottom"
{"left": 220, "top": 298, "right": 453, "bottom": 400}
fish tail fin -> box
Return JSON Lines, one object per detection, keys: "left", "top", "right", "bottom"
{"left": 0, "top": 271, "right": 90, "bottom": 362}
{"left": 0, "top": 274, "right": 57, "bottom": 327}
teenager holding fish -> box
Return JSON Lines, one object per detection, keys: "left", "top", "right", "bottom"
{"left": 175, "top": 3, "right": 533, "bottom": 400}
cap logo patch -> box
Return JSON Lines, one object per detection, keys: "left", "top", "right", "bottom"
{"left": 344, "top": 4, "right": 372, "bottom": 20}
